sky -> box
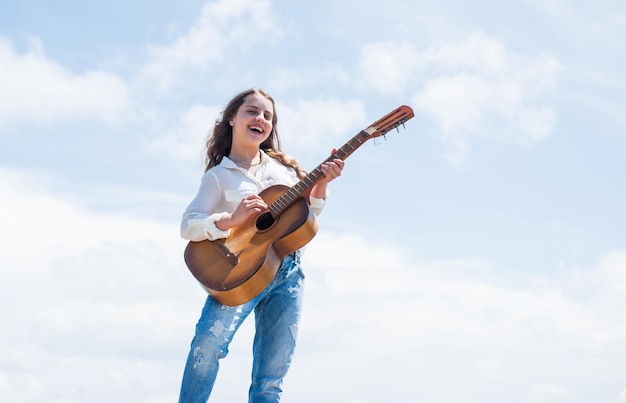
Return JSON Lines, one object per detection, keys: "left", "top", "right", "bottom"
{"left": 1, "top": 0, "right": 625, "bottom": 402}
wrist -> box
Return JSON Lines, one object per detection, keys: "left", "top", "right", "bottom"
{"left": 310, "top": 184, "right": 328, "bottom": 200}
{"left": 215, "top": 213, "right": 233, "bottom": 231}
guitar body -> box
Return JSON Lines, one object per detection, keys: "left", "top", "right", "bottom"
{"left": 184, "top": 184, "right": 319, "bottom": 306}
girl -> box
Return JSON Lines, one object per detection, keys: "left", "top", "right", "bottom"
{"left": 178, "top": 88, "right": 344, "bottom": 402}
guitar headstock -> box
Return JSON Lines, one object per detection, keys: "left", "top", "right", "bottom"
{"left": 303, "top": 104, "right": 415, "bottom": 191}
{"left": 365, "top": 105, "right": 414, "bottom": 139}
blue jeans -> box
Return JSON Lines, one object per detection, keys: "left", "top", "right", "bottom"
{"left": 179, "top": 253, "right": 304, "bottom": 403}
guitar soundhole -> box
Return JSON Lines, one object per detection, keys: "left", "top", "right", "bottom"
{"left": 256, "top": 212, "right": 276, "bottom": 231}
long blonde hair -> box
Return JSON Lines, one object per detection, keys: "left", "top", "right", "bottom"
{"left": 204, "top": 89, "right": 305, "bottom": 179}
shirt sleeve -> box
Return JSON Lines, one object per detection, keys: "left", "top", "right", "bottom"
{"left": 180, "top": 171, "right": 231, "bottom": 241}
{"left": 309, "top": 193, "right": 327, "bottom": 216}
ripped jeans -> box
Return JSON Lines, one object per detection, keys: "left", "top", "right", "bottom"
{"left": 178, "top": 253, "right": 304, "bottom": 403}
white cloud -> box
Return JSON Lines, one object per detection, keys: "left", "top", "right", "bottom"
{"left": 293, "top": 230, "right": 626, "bottom": 401}
{"left": 277, "top": 97, "right": 368, "bottom": 163}
{"left": 0, "top": 168, "right": 201, "bottom": 403}
{"left": 1, "top": 167, "right": 625, "bottom": 402}
{"left": 594, "top": 250, "right": 626, "bottom": 293}
{"left": 419, "top": 32, "right": 561, "bottom": 140}
{"left": 422, "top": 31, "right": 509, "bottom": 71}
{"left": 613, "top": 388, "right": 626, "bottom": 403}
{"left": 141, "top": 0, "right": 283, "bottom": 93}
{"left": 358, "top": 32, "right": 562, "bottom": 164}
{"left": 0, "top": 37, "right": 130, "bottom": 124}
{"left": 268, "top": 64, "right": 352, "bottom": 94}
{"left": 529, "top": 383, "right": 567, "bottom": 402}
{"left": 148, "top": 103, "right": 220, "bottom": 162}
{"left": 415, "top": 73, "right": 493, "bottom": 134}
{"left": 303, "top": 231, "right": 621, "bottom": 353}
{"left": 357, "top": 41, "right": 423, "bottom": 95}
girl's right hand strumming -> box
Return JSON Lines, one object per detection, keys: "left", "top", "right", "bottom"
{"left": 216, "top": 195, "right": 267, "bottom": 230}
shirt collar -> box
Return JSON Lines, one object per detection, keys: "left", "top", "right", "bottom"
{"left": 221, "top": 150, "right": 269, "bottom": 169}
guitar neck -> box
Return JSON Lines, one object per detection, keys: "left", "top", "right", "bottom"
{"left": 267, "top": 128, "right": 373, "bottom": 217}
{"left": 267, "top": 105, "right": 414, "bottom": 218}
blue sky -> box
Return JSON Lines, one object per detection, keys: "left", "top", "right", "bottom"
{"left": 1, "top": 0, "right": 625, "bottom": 402}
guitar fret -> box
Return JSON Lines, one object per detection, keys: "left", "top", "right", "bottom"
{"left": 269, "top": 204, "right": 280, "bottom": 216}
{"left": 277, "top": 197, "right": 290, "bottom": 208}
{"left": 284, "top": 190, "right": 297, "bottom": 203}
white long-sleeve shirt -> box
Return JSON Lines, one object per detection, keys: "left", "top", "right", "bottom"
{"left": 181, "top": 151, "right": 326, "bottom": 242}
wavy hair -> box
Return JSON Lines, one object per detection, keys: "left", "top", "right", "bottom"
{"left": 204, "top": 89, "right": 305, "bottom": 179}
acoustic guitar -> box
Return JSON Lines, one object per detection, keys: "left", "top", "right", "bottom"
{"left": 184, "top": 105, "right": 414, "bottom": 305}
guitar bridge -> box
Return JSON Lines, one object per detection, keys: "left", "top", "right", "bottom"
{"left": 215, "top": 239, "right": 239, "bottom": 266}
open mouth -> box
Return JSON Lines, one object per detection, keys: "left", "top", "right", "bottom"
{"left": 249, "top": 125, "right": 264, "bottom": 134}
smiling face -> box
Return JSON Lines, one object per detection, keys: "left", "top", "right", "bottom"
{"left": 229, "top": 91, "right": 274, "bottom": 153}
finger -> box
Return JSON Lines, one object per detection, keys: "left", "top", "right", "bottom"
{"left": 246, "top": 201, "right": 263, "bottom": 210}
{"left": 250, "top": 199, "right": 267, "bottom": 208}
{"left": 322, "top": 164, "right": 339, "bottom": 179}
{"left": 321, "top": 164, "right": 333, "bottom": 176}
